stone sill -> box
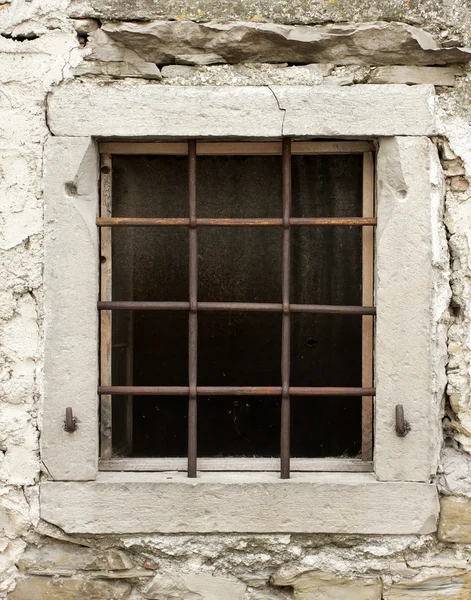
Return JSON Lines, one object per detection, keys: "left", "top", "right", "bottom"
{"left": 40, "top": 473, "right": 438, "bottom": 535}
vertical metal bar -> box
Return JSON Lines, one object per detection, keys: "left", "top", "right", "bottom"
{"left": 280, "top": 138, "right": 292, "bottom": 479}
{"left": 362, "top": 151, "right": 375, "bottom": 461}
{"left": 188, "top": 140, "right": 198, "bottom": 477}
{"left": 124, "top": 310, "right": 134, "bottom": 454}
{"left": 100, "top": 154, "right": 113, "bottom": 460}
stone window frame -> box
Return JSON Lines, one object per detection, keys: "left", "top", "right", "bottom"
{"left": 40, "top": 83, "right": 445, "bottom": 535}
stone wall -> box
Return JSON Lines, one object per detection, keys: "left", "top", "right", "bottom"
{"left": 1, "top": 0, "right": 471, "bottom": 598}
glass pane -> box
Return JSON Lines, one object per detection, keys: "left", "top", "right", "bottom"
{"left": 291, "top": 226, "right": 362, "bottom": 305}
{"left": 290, "top": 313, "right": 362, "bottom": 387}
{"left": 292, "top": 154, "right": 363, "bottom": 218}
{"left": 112, "top": 226, "right": 188, "bottom": 302}
{"left": 198, "top": 312, "right": 281, "bottom": 386}
{"left": 291, "top": 396, "right": 362, "bottom": 458}
{"left": 197, "top": 155, "right": 282, "bottom": 218}
{"left": 198, "top": 396, "right": 280, "bottom": 457}
{"left": 111, "top": 310, "right": 188, "bottom": 457}
{"left": 199, "top": 227, "right": 281, "bottom": 303}
{"left": 112, "top": 155, "right": 188, "bottom": 218}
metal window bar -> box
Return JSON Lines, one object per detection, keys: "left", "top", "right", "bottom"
{"left": 98, "top": 140, "right": 376, "bottom": 478}
{"left": 281, "top": 139, "right": 291, "bottom": 478}
{"left": 100, "top": 154, "right": 112, "bottom": 461}
{"left": 188, "top": 140, "right": 198, "bottom": 477}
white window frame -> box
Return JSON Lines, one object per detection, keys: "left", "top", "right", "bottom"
{"left": 40, "top": 84, "right": 445, "bottom": 535}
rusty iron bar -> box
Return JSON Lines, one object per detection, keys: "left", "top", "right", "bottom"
{"left": 98, "top": 301, "right": 376, "bottom": 315}
{"left": 188, "top": 139, "right": 198, "bottom": 478}
{"left": 99, "top": 386, "right": 376, "bottom": 396}
{"left": 96, "top": 217, "right": 377, "bottom": 227}
{"left": 281, "top": 138, "right": 292, "bottom": 479}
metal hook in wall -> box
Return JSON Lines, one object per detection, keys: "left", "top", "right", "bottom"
{"left": 65, "top": 407, "right": 77, "bottom": 432}
{"left": 395, "top": 404, "right": 410, "bottom": 437}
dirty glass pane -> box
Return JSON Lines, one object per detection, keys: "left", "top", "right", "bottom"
{"left": 110, "top": 152, "right": 364, "bottom": 458}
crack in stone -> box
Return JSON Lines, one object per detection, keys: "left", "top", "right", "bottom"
{"left": 267, "top": 85, "right": 286, "bottom": 137}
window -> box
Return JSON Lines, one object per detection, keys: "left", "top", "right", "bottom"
{"left": 41, "top": 84, "right": 440, "bottom": 535}
{"left": 98, "top": 140, "right": 376, "bottom": 478}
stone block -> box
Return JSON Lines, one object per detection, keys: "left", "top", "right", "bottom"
{"left": 42, "top": 137, "right": 100, "bottom": 480}
{"left": 387, "top": 571, "right": 471, "bottom": 599}
{"left": 47, "top": 83, "right": 435, "bottom": 138}
{"left": 374, "top": 137, "right": 446, "bottom": 481}
{"left": 274, "top": 85, "right": 436, "bottom": 137}
{"left": 161, "top": 65, "right": 197, "bottom": 78}
{"left": 450, "top": 176, "right": 470, "bottom": 192}
{"left": 272, "top": 570, "right": 382, "bottom": 600}
{"left": 18, "top": 543, "right": 133, "bottom": 573}
{"left": 369, "top": 66, "right": 459, "bottom": 86}
{"left": 74, "top": 60, "right": 161, "bottom": 79}
{"left": 8, "top": 576, "right": 131, "bottom": 600}
{"left": 437, "top": 446, "right": 471, "bottom": 498}
{"left": 143, "top": 572, "right": 246, "bottom": 600}
{"left": 40, "top": 473, "right": 438, "bottom": 534}
{"left": 80, "top": 29, "right": 161, "bottom": 79}
{"left": 100, "top": 20, "right": 471, "bottom": 66}
{"left": 438, "top": 496, "right": 471, "bottom": 543}
{"left": 176, "top": 53, "right": 226, "bottom": 65}
{"left": 47, "top": 84, "right": 284, "bottom": 138}
{"left": 442, "top": 158, "right": 465, "bottom": 176}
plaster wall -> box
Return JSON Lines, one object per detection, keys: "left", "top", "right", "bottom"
{"left": 1, "top": 1, "right": 471, "bottom": 598}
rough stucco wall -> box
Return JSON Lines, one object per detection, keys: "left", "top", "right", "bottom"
{"left": 1, "top": 0, "right": 471, "bottom": 598}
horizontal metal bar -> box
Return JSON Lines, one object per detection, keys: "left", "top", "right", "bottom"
{"left": 99, "top": 141, "right": 375, "bottom": 156}
{"left": 98, "top": 386, "right": 376, "bottom": 396}
{"left": 97, "top": 217, "right": 377, "bottom": 227}
{"left": 99, "top": 457, "right": 374, "bottom": 473}
{"left": 98, "top": 301, "right": 376, "bottom": 315}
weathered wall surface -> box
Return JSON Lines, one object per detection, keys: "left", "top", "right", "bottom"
{"left": 1, "top": 0, "right": 471, "bottom": 598}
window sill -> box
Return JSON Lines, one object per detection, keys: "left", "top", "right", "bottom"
{"left": 40, "top": 472, "right": 438, "bottom": 535}
{"left": 98, "top": 457, "right": 374, "bottom": 472}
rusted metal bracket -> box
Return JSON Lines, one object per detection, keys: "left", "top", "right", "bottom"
{"left": 64, "top": 407, "right": 76, "bottom": 432}
{"left": 395, "top": 404, "right": 410, "bottom": 437}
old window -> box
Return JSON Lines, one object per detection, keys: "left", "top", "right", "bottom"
{"left": 97, "top": 140, "right": 375, "bottom": 478}
{"left": 42, "top": 85, "right": 441, "bottom": 535}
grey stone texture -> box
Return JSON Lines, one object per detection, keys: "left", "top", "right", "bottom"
{"left": 65, "top": 0, "right": 471, "bottom": 44}
{"left": 47, "top": 84, "right": 284, "bottom": 138}
{"left": 438, "top": 446, "right": 471, "bottom": 499}
{"left": 74, "top": 60, "right": 161, "bottom": 78}
{"left": 47, "top": 83, "right": 436, "bottom": 138}
{"left": 40, "top": 473, "right": 438, "bottom": 534}
{"left": 273, "top": 84, "right": 436, "bottom": 137}
{"left": 375, "top": 137, "right": 447, "bottom": 481}
{"left": 161, "top": 65, "right": 197, "bottom": 78}
{"left": 100, "top": 20, "right": 471, "bottom": 66}
{"left": 42, "top": 137, "right": 99, "bottom": 480}
{"left": 369, "top": 66, "right": 460, "bottom": 86}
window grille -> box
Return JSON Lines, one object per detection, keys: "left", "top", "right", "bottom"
{"left": 97, "top": 140, "right": 376, "bottom": 478}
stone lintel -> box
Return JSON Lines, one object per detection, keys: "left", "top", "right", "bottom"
{"left": 40, "top": 473, "right": 438, "bottom": 534}
{"left": 47, "top": 83, "right": 436, "bottom": 138}
{"left": 272, "top": 85, "right": 436, "bottom": 137}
